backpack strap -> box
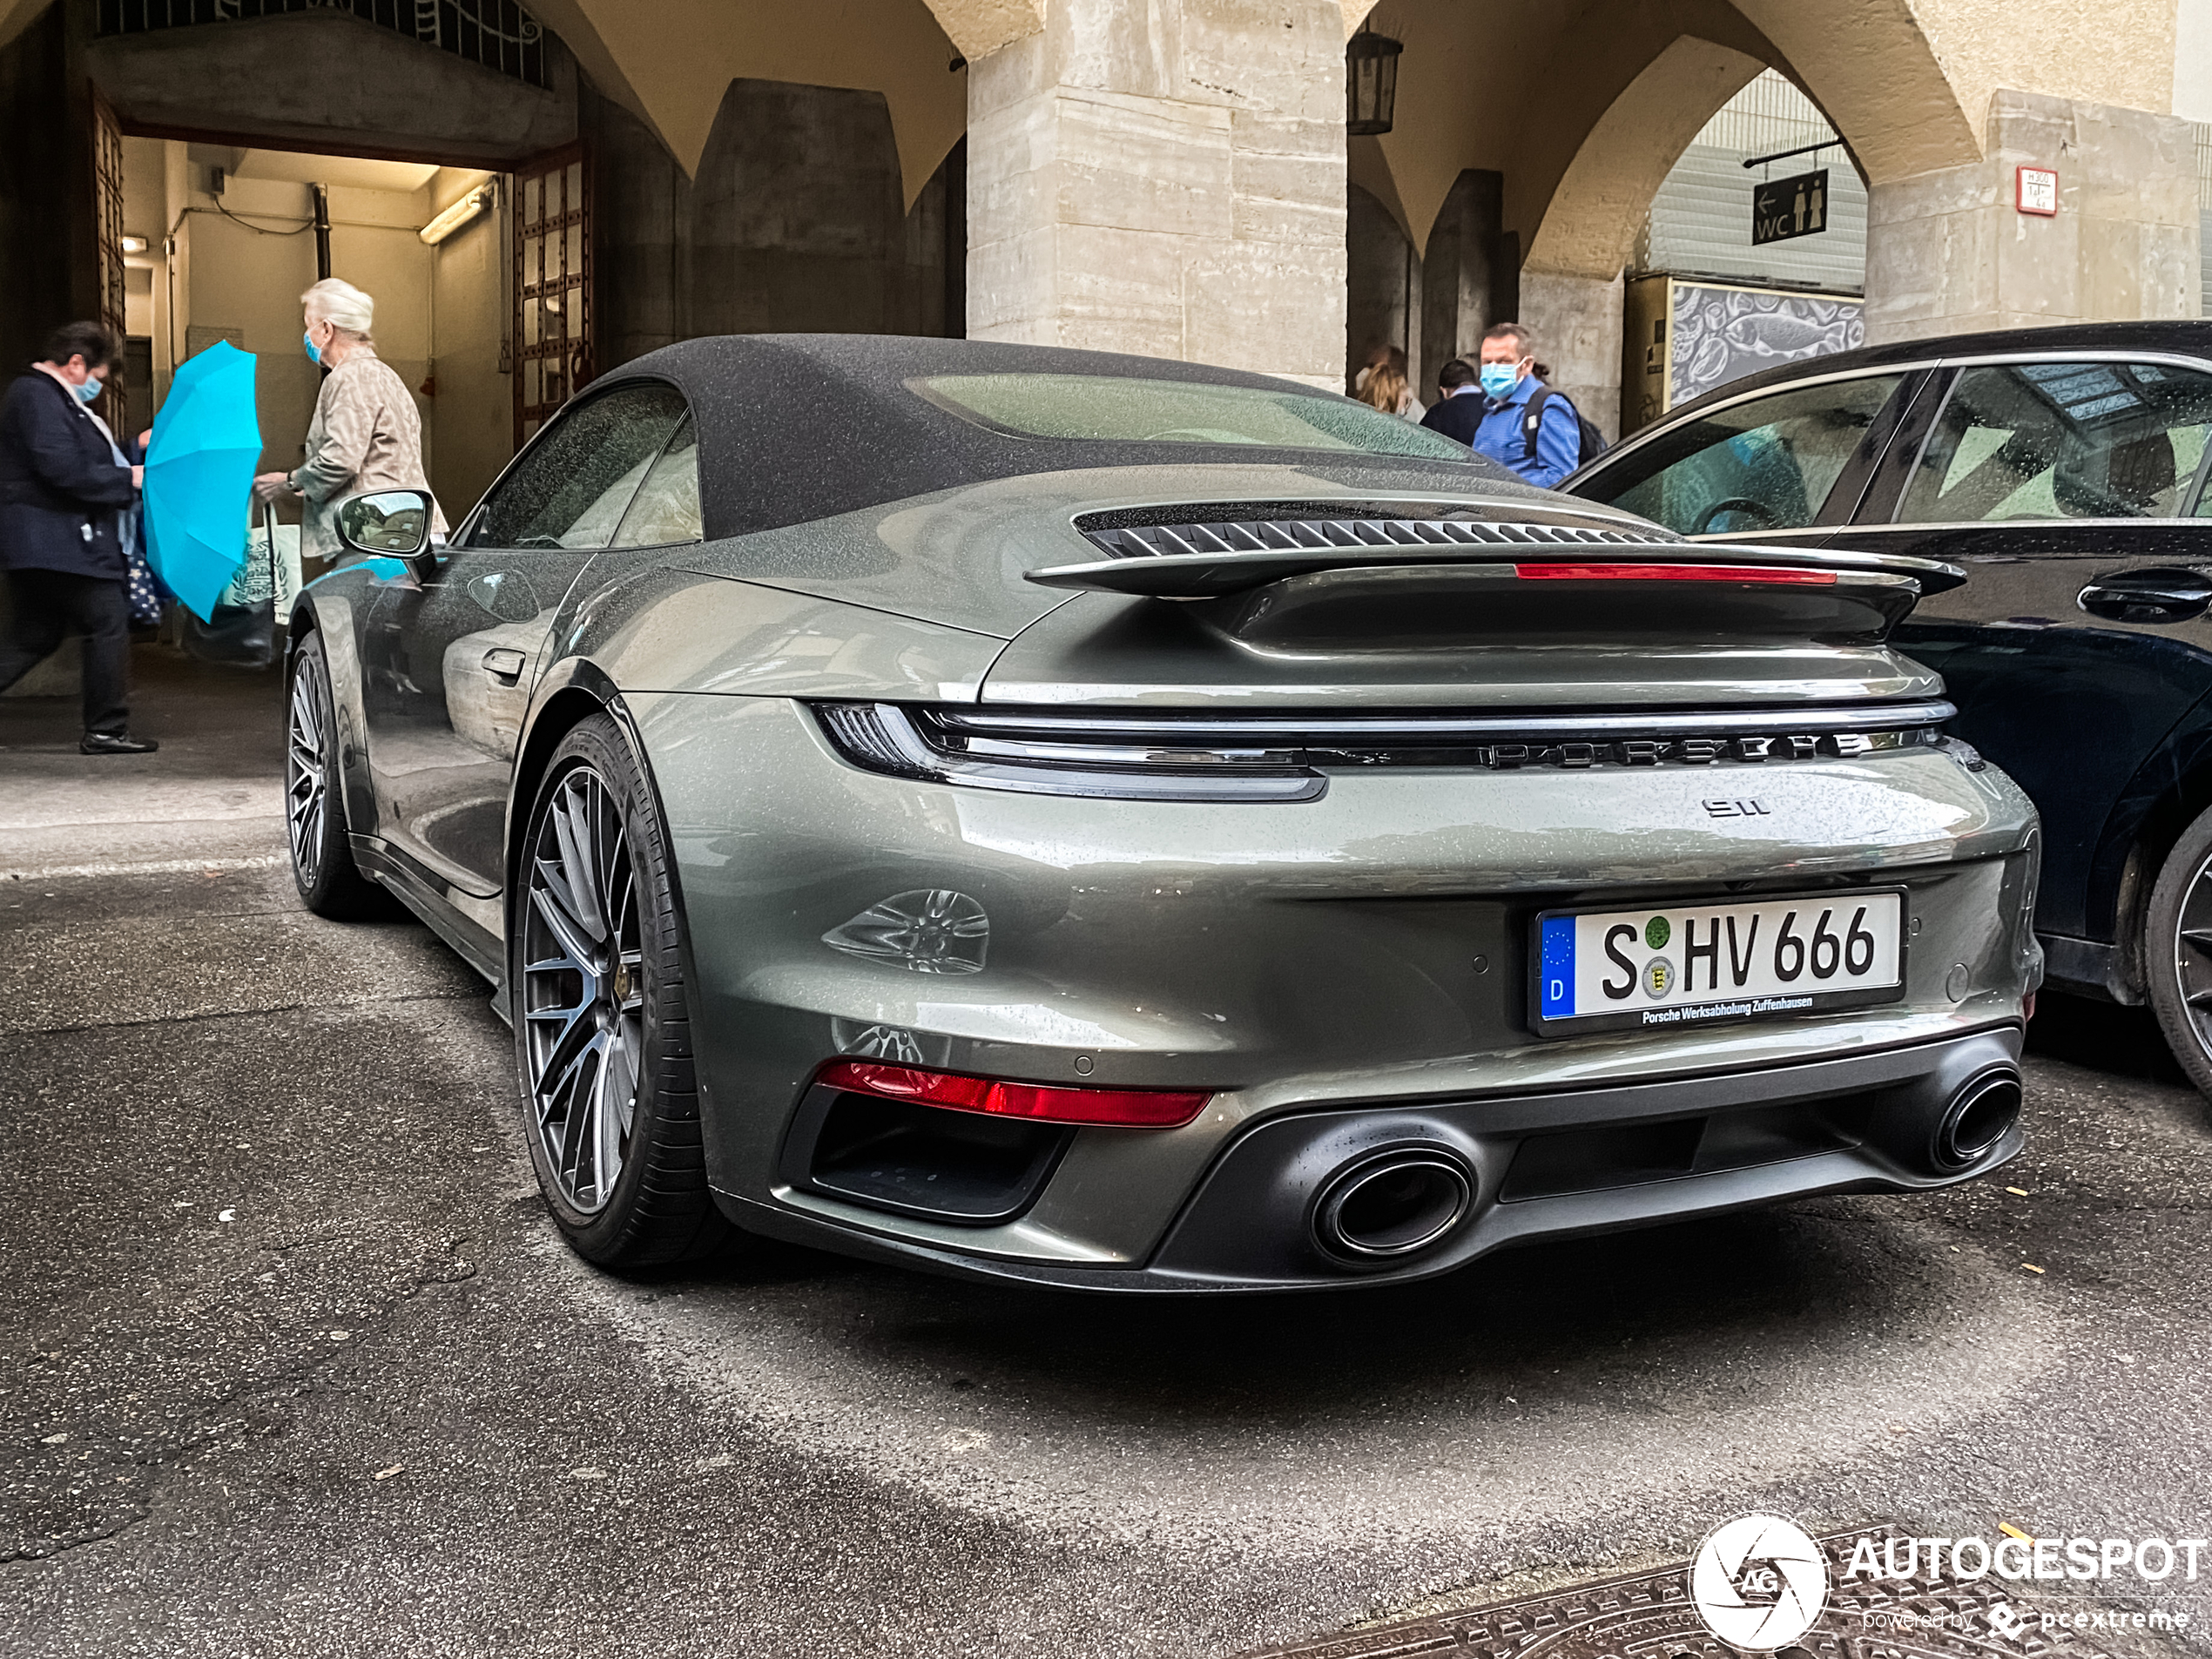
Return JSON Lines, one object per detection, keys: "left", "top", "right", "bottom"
{"left": 1521, "top": 385, "right": 1551, "bottom": 462}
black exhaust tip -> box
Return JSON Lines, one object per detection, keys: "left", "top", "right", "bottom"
{"left": 1932, "top": 1069, "right": 2022, "bottom": 1171}
{"left": 1312, "top": 1149, "right": 1474, "bottom": 1263}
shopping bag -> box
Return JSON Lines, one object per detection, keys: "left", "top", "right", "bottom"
{"left": 180, "top": 503, "right": 292, "bottom": 670}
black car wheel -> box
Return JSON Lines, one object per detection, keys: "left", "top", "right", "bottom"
{"left": 514, "top": 713, "right": 732, "bottom": 1267}
{"left": 286, "top": 631, "right": 391, "bottom": 920}
{"left": 2145, "top": 806, "right": 2212, "bottom": 1098}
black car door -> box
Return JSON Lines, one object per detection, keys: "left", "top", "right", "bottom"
{"left": 1566, "top": 368, "right": 1931, "bottom": 543}
{"left": 1844, "top": 356, "right": 2212, "bottom": 947}
{"left": 358, "top": 381, "right": 692, "bottom": 906}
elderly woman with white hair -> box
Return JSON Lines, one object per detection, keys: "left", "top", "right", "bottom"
{"left": 253, "top": 277, "right": 445, "bottom": 558}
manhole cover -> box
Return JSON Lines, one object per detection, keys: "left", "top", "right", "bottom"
{"left": 1242, "top": 1524, "right": 2159, "bottom": 1659}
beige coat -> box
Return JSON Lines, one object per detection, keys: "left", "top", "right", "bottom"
{"left": 289, "top": 347, "right": 448, "bottom": 558}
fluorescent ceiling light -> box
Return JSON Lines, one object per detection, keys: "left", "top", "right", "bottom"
{"left": 420, "top": 185, "right": 494, "bottom": 246}
{"left": 119, "top": 234, "right": 149, "bottom": 253}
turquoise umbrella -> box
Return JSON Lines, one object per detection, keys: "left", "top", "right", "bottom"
{"left": 144, "top": 340, "right": 262, "bottom": 622}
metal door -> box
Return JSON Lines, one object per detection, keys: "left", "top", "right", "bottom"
{"left": 90, "top": 84, "right": 128, "bottom": 435}
{"left": 513, "top": 143, "right": 590, "bottom": 450}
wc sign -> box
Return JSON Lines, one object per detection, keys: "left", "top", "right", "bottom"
{"left": 1752, "top": 168, "right": 1828, "bottom": 246}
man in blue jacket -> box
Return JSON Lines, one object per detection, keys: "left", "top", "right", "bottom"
{"left": 1467, "top": 322, "right": 1582, "bottom": 489}
{"left": 0, "top": 321, "right": 155, "bottom": 754}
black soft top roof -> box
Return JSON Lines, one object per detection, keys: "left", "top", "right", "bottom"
{"left": 592, "top": 334, "right": 1506, "bottom": 538}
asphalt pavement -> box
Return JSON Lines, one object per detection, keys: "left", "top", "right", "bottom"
{"left": 3, "top": 647, "right": 2209, "bottom": 1659}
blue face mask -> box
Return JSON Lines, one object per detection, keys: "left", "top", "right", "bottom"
{"left": 1478, "top": 362, "right": 1521, "bottom": 400}
{"left": 72, "top": 379, "right": 102, "bottom": 404}
{"left": 303, "top": 329, "right": 322, "bottom": 366}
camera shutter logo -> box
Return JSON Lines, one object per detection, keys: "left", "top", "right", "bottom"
{"left": 1689, "top": 1514, "right": 1831, "bottom": 1650}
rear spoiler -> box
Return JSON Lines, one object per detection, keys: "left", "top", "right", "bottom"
{"left": 1026, "top": 540, "right": 1969, "bottom": 600}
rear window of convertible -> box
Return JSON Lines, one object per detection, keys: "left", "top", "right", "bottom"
{"left": 910, "top": 373, "right": 1478, "bottom": 462}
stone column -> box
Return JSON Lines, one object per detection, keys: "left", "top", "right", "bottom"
{"left": 1416, "top": 169, "right": 1512, "bottom": 403}
{"left": 1518, "top": 271, "right": 1623, "bottom": 442}
{"left": 963, "top": 0, "right": 1345, "bottom": 388}
{"left": 1864, "top": 90, "right": 2200, "bottom": 342}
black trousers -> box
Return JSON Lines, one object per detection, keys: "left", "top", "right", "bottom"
{"left": 0, "top": 569, "right": 131, "bottom": 736}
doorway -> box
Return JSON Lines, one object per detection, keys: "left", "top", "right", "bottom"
{"left": 117, "top": 135, "right": 550, "bottom": 526}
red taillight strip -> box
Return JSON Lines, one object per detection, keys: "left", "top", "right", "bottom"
{"left": 1513, "top": 563, "right": 1838, "bottom": 584}
{"left": 816, "top": 1059, "right": 1211, "bottom": 1129}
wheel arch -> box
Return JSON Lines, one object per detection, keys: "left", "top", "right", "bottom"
{"left": 502, "top": 659, "right": 738, "bottom": 1216}
{"left": 2083, "top": 701, "right": 2212, "bottom": 995}
{"left": 503, "top": 659, "right": 685, "bottom": 924}
{"left": 505, "top": 665, "right": 620, "bottom": 909}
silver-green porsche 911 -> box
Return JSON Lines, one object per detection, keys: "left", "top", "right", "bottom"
{"left": 286, "top": 335, "right": 2039, "bottom": 1290}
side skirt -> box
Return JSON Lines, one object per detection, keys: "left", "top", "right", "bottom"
{"left": 2038, "top": 931, "right": 2142, "bottom": 1007}
{"left": 350, "top": 833, "right": 506, "bottom": 987}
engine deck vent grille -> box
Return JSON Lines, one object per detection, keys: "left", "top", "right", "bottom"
{"left": 1084, "top": 518, "right": 1679, "bottom": 560}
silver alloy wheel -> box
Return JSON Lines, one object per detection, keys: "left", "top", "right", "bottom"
{"left": 522, "top": 765, "right": 645, "bottom": 1214}
{"left": 2172, "top": 850, "right": 2212, "bottom": 1061}
{"left": 286, "top": 651, "right": 330, "bottom": 887}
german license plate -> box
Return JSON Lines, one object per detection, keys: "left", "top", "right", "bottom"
{"left": 1532, "top": 889, "right": 1906, "bottom": 1035}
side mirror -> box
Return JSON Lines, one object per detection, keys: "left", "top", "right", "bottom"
{"left": 335, "top": 489, "right": 434, "bottom": 562}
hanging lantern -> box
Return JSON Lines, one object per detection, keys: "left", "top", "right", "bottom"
{"left": 1345, "top": 25, "right": 1402, "bottom": 137}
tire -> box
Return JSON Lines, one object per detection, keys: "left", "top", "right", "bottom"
{"left": 286, "top": 631, "right": 392, "bottom": 921}
{"left": 512, "top": 713, "right": 732, "bottom": 1267}
{"left": 2144, "top": 805, "right": 2212, "bottom": 1098}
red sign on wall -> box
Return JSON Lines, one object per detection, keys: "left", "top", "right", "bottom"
{"left": 2016, "top": 166, "right": 2059, "bottom": 216}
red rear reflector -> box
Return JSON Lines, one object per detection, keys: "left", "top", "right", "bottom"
{"left": 1514, "top": 563, "right": 1837, "bottom": 584}
{"left": 816, "top": 1059, "right": 1211, "bottom": 1129}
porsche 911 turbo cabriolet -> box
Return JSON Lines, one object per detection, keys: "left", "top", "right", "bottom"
{"left": 286, "top": 334, "right": 2040, "bottom": 1291}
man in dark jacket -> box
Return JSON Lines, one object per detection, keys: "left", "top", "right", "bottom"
{"left": 1419, "top": 358, "right": 1485, "bottom": 447}
{"left": 0, "top": 320, "right": 155, "bottom": 753}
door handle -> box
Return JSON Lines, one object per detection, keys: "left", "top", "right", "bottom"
{"left": 482, "top": 647, "right": 527, "bottom": 685}
{"left": 2077, "top": 570, "right": 2212, "bottom": 624}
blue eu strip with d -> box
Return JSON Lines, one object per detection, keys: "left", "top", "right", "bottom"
{"left": 1540, "top": 915, "right": 1576, "bottom": 1020}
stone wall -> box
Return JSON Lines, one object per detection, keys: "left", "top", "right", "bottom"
{"left": 965, "top": 0, "right": 1346, "bottom": 387}
{"left": 82, "top": 7, "right": 578, "bottom": 166}
{"left": 583, "top": 84, "right": 691, "bottom": 371}
{"left": 1865, "top": 91, "right": 2201, "bottom": 341}
{"left": 590, "top": 78, "right": 962, "bottom": 377}
{"left": 691, "top": 80, "right": 910, "bottom": 338}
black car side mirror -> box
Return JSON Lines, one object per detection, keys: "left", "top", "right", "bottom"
{"left": 336, "top": 489, "right": 435, "bottom": 574}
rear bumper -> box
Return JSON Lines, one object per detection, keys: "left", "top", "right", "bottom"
{"left": 719, "top": 1027, "right": 2023, "bottom": 1292}
{"left": 627, "top": 691, "right": 2040, "bottom": 1290}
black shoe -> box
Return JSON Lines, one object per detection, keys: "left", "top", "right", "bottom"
{"left": 80, "top": 732, "right": 158, "bottom": 755}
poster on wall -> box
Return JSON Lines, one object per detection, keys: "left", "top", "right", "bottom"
{"left": 1668, "top": 280, "right": 1863, "bottom": 406}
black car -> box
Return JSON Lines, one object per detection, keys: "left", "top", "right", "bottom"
{"left": 1565, "top": 320, "right": 2212, "bottom": 1091}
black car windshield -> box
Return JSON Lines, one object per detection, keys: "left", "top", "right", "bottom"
{"left": 911, "top": 373, "right": 1475, "bottom": 462}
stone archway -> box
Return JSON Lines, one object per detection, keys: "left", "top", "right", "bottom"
{"left": 1514, "top": 35, "right": 1771, "bottom": 437}
{"left": 529, "top": 0, "right": 968, "bottom": 202}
